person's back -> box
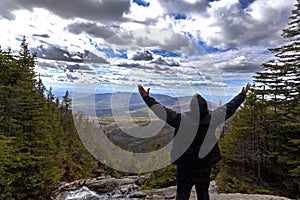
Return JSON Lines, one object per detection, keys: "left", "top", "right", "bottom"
{"left": 171, "top": 97, "right": 220, "bottom": 170}
{"left": 138, "top": 83, "right": 251, "bottom": 200}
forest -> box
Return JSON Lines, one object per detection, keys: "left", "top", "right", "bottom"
{"left": 216, "top": 2, "right": 300, "bottom": 198}
{"left": 0, "top": 38, "right": 101, "bottom": 199}
{"left": 0, "top": 1, "right": 299, "bottom": 200}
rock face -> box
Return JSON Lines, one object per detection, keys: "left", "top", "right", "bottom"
{"left": 53, "top": 176, "right": 292, "bottom": 200}
{"left": 84, "top": 176, "right": 137, "bottom": 194}
{"left": 209, "top": 193, "right": 292, "bottom": 200}
{"left": 136, "top": 186, "right": 292, "bottom": 200}
{"left": 136, "top": 186, "right": 177, "bottom": 199}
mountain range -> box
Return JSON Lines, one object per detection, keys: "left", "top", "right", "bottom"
{"left": 72, "top": 92, "right": 221, "bottom": 152}
{"left": 73, "top": 92, "right": 218, "bottom": 117}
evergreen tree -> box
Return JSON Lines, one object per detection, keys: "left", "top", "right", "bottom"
{"left": 0, "top": 38, "right": 98, "bottom": 199}
{"left": 217, "top": 1, "right": 300, "bottom": 198}
{"left": 0, "top": 37, "right": 64, "bottom": 199}
{"left": 62, "top": 90, "right": 71, "bottom": 111}
{"left": 58, "top": 99, "right": 98, "bottom": 181}
{"left": 37, "top": 74, "right": 47, "bottom": 97}
{"left": 47, "top": 86, "right": 55, "bottom": 102}
{"left": 255, "top": 0, "right": 300, "bottom": 109}
{"left": 253, "top": 1, "right": 300, "bottom": 196}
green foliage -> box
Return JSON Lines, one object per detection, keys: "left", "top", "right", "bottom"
{"left": 218, "top": 96, "right": 299, "bottom": 198}
{"left": 0, "top": 38, "right": 97, "bottom": 199}
{"left": 141, "top": 165, "right": 176, "bottom": 189}
{"left": 0, "top": 37, "right": 62, "bottom": 199}
{"left": 217, "top": 1, "right": 300, "bottom": 198}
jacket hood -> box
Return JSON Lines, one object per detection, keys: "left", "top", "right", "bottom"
{"left": 189, "top": 94, "right": 208, "bottom": 119}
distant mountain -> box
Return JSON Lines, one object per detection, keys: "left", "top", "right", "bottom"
{"left": 72, "top": 92, "right": 220, "bottom": 152}
{"left": 73, "top": 92, "right": 218, "bottom": 117}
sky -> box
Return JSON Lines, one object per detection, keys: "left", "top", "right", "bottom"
{"left": 0, "top": 0, "right": 296, "bottom": 102}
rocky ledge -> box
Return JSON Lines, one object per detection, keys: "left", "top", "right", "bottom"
{"left": 130, "top": 185, "right": 292, "bottom": 200}
{"left": 52, "top": 176, "right": 292, "bottom": 200}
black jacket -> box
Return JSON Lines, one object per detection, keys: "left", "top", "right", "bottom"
{"left": 142, "top": 92, "right": 246, "bottom": 169}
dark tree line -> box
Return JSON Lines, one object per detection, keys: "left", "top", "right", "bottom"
{"left": 0, "top": 37, "right": 97, "bottom": 199}
{"left": 217, "top": 1, "right": 300, "bottom": 199}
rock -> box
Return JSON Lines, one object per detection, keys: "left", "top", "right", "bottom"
{"left": 142, "top": 186, "right": 177, "bottom": 199}
{"left": 135, "top": 186, "right": 292, "bottom": 200}
{"left": 134, "top": 177, "right": 146, "bottom": 186}
{"left": 208, "top": 180, "right": 218, "bottom": 193}
{"left": 53, "top": 178, "right": 293, "bottom": 200}
{"left": 129, "top": 191, "right": 147, "bottom": 198}
{"left": 85, "top": 177, "right": 136, "bottom": 194}
{"left": 208, "top": 193, "right": 292, "bottom": 200}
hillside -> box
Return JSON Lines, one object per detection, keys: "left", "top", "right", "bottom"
{"left": 73, "top": 92, "right": 219, "bottom": 152}
{"left": 73, "top": 92, "right": 218, "bottom": 116}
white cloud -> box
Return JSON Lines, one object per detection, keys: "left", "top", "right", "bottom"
{"left": 202, "top": 0, "right": 295, "bottom": 49}
{"left": 1, "top": 0, "right": 131, "bottom": 22}
{"left": 157, "top": 0, "right": 209, "bottom": 16}
{"left": 125, "top": 0, "right": 163, "bottom": 22}
{"left": 0, "top": 0, "right": 297, "bottom": 99}
{"left": 104, "top": 28, "right": 196, "bottom": 53}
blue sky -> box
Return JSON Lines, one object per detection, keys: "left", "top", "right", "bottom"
{"left": 0, "top": 0, "right": 296, "bottom": 101}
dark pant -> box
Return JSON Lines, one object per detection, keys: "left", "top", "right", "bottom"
{"left": 176, "top": 166, "right": 211, "bottom": 200}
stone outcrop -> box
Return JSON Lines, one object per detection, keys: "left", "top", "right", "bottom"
{"left": 53, "top": 176, "right": 292, "bottom": 200}
{"left": 84, "top": 176, "right": 137, "bottom": 193}
{"left": 133, "top": 185, "right": 292, "bottom": 200}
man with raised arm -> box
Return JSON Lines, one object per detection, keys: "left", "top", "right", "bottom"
{"left": 138, "top": 83, "right": 251, "bottom": 200}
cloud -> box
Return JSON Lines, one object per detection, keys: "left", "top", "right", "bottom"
{"left": 32, "top": 34, "right": 50, "bottom": 38}
{"left": 154, "top": 64, "right": 172, "bottom": 71}
{"left": 201, "top": 0, "right": 295, "bottom": 49}
{"left": 106, "top": 29, "right": 196, "bottom": 53}
{"left": 66, "top": 73, "right": 79, "bottom": 81}
{"left": 0, "top": 0, "right": 19, "bottom": 20}
{"left": 84, "top": 51, "right": 109, "bottom": 64}
{"left": 131, "top": 50, "right": 153, "bottom": 61}
{"left": 35, "top": 61, "right": 50, "bottom": 69}
{"left": 153, "top": 64, "right": 178, "bottom": 76}
{"left": 205, "top": 47, "right": 268, "bottom": 74}
{"left": 151, "top": 57, "right": 180, "bottom": 66}
{"left": 215, "top": 57, "right": 262, "bottom": 73}
{"left": 1, "top": 0, "right": 295, "bottom": 99}
{"left": 158, "top": 0, "right": 209, "bottom": 16}
{"left": 32, "top": 44, "right": 108, "bottom": 64}
{"left": 64, "top": 64, "right": 90, "bottom": 72}
{"left": 32, "top": 44, "right": 81, "bottom": 62}
{"left": 1, "top": 0, "right": 131, "bottom": 22}
{"left": 116, "top": 62, "right": 153, "bottom": 70}
{"left": 66, "top": 22, "right": 117, "bottom": 39}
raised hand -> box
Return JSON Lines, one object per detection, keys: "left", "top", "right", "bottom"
{"left": 241, "top": 83, "right": 251, "bottom": 95}
{"left": 138, "top": 84, "right": 150, "bottom": 97}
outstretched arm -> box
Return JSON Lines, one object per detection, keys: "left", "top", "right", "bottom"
{"left": 138, "top": 84, "right": 150, "bottom": 98}
{"left": 212, "top": 83, "right": 251, "bottom": 125}
{"left": 241, "top": 83, "right": 251, "bottom": 95}
{"left": 138, "top": 84, "right": 180, "bottom": 128}
{"left": 225, "top": 83, "right": 251, "bottom": 119}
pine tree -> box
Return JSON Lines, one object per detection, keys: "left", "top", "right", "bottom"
{"left": 37, "top": 74, "right": 46, "bottom": 97}
{"left": 253, "top": 1, "right": 300, "bottom": 197}
{"left": 62, "top": 90, "right": 71, "bottom": 111}
{"left": 0, "top": 38, "right": 64, "bottom": 199}
{"left": 255, "top": 0, "right": 300, "bottom": 110}
{"left": 47, "top": 86, "right": 55, "bottom": 102}
{"left": 58, "top": 101, "right": 98, "bottom": 181}
{"left": 1, "top": 38, "right": 98, "bottom": 199}
{"left": 218, "top": 1, "right": 299, "bottom": 198}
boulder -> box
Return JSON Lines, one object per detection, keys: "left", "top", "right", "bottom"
{"left": 85, "top": 177, "right": 136, "bottom": 194}
{"left": 129, "top": 191, "right": 147, "bottom": 198}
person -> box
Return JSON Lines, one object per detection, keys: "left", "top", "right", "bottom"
{"left": 138, "top": 83, "right": 251, "bottom": 200}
